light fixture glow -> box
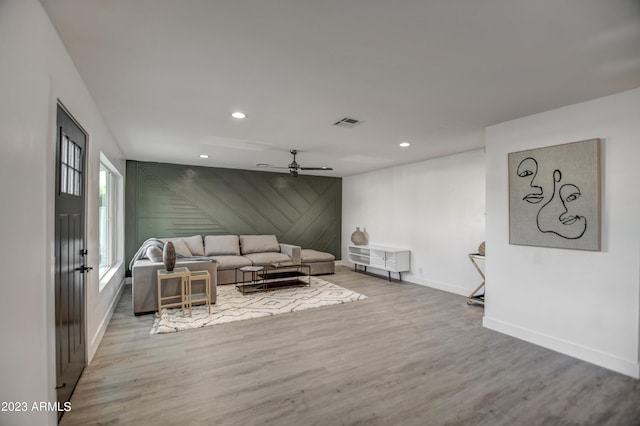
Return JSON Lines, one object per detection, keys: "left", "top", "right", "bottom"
{"left": 231, "top": 111, "right": 246, "bottom": 119}
{"left": 199, "top": 154, "right": 209, "bottom": 158}
{"left": 399, "top": 141, "right": 411, "bottom": 147}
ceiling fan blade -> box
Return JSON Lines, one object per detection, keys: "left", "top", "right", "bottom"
{"left": 300, "top": 167, "right": 333, "bottom": 171}
{"left": 256, "top": 163, "right": 291, "bottom": 169}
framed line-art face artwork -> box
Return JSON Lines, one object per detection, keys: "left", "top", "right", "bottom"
{"left": 508, "top": 139, "right": 601, "bottom": 251}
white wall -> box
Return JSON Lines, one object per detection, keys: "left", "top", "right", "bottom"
{"left": 484, "top": 88, "right": 640, "bottom": 378}
{"left": 0, "top": 1, "right": 126, "bottom": 425}
{"left": 342, "top": 149, "right": 486, "bottom": 295}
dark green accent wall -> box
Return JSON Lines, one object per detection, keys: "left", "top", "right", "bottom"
{"left": 125, "top": 161, "right": 342, "bottom": 266}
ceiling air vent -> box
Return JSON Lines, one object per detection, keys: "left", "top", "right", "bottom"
{"left": 333, "top": 117, "right": 362, "bottom": 128}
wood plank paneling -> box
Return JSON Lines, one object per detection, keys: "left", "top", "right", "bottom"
{"left": 60, "top": 266, "right": 640, "bottom": 426}
{"left": 125, "top": 161, "right": 342, "bottom": 266}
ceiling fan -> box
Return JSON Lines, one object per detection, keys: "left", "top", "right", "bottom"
{"left": 257, "top": 149, "right": 333, "bottom": 177}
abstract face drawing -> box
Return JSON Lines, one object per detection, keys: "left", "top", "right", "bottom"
{"left": 559, "top": 184, "right": 583, "bottom": 225}
{"left": 517, "top": 157, "right": 544, "bottom": 204}
{"left": 536, "top": 170, "right": 587, "bottom": 239}
{"left": 508, "top": 139, "right": 600, "bottom": 251}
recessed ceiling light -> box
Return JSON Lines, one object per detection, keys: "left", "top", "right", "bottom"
{"left": 199, "top": 154, "right": 209, "bottom": 158}
{"left": 399, "top": 141, "right": 411, "bottom": 147}
{"left": 231, "top": 111, "right": 246, "bottom": 119}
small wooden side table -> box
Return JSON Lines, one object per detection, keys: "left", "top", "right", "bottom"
{"left": 187, "top": 270, "right": 212, "bottom": 316}
{"left": 467, "top": 253, "right": 485, "bottom": 306}
{"left": 157, "top": 267, "right": 190, "bottom": 316}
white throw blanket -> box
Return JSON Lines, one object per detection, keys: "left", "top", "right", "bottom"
{"left": 129, "top": 238, "right": 164, "bottom": 270}
{"left": 129, "top": 237, "right": 217, "bottom": 271}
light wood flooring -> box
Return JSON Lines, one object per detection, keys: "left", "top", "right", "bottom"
{"left": 61, "top": 265, "right": 640, "bottom": 425}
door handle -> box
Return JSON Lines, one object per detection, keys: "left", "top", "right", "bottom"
{"left": 75, "top": 265, "right": 93, "bottom": 273}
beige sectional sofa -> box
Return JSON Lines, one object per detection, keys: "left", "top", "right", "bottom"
{"left": 300, "top": 249, "right": 336, "bottom": 275}
{"left": 131, "top": 234, "right": 335, "bottom": 315}
{"left": 206, "top": 234, "right": 302, "bottom": 285}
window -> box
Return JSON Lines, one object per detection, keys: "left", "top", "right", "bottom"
{"left": 99, "top": 154, "right": 121, "bottom": 280}
{"left": 60, "top": 133, "right": 82, "bottom": 196}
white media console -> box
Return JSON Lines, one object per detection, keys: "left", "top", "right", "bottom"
{"left": 347, "top": 244, "right": 411, "bottom": 281}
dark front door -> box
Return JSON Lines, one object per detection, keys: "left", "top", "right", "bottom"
{"left": 55, "top": 104, "right": 87, "bottom": 413}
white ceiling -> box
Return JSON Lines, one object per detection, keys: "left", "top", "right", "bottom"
{"left": 40, "top": 0, "right": 640, "bottom": 177}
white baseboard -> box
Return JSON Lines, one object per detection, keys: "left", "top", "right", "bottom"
{"left": 339, "top": 260, "right": 470, "bottom": 296}
{"left": 483, "top": 316, "right": 640, "bottom": 379}
{"left": 87, "top": 278, "right": 126, "bottom": 363}
{"left": 405, "top": 276, "right": 470, "bottom": 297}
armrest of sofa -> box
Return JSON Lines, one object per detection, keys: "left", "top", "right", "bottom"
{"left": 279, "top": 243, "right": 301, "bottom": 263}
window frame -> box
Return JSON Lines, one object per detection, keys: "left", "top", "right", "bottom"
{"left": 98, "top": 153, "right": 122, "bottom": 287}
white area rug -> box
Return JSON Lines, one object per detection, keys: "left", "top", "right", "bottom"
{"left": 151, "top": 277, "right": 367, "bottom": 334}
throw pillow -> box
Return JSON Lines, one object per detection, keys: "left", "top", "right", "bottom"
{"left": 182, "top": 235, "right": 204, "bottom": 256}
{"left": 146, "top": 246, "right": 163, "bottom": 262}
{"left": 171, "top": 239, "right": 193, "bottom": 257}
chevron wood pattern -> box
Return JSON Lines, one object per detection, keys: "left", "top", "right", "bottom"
{"left": 125, "top": 161, "right": 342, "bottom": 266}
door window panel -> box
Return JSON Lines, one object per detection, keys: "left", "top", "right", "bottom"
{"left": 60, "top": 133, "right": 82, "bottom": 196}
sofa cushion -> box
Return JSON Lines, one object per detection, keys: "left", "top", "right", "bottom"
{"left": 159, "top": 237, "right": 195, "bottom": 257}
{"left": 243, "top": 252, "right": 292, "bottom": 266}
{"left": 169, "top": 239, "right": 192, "bottom": 257}
{"left": 211, "top": 255, "right": 252, "bottom": 270}
{"left": 301, "top": 249, "right": 335, "bottom": 263}
{"left": 146, "top": 246, "right": 163, "bottom": 262}
{"left": 240, "top": 235, "right": 280, "bottom": 255}
{"left": 181, "top": 235, "right": 204, "bottom": 256}
{"left": 205, "top": 235, "right": 240, "bottom": 256}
